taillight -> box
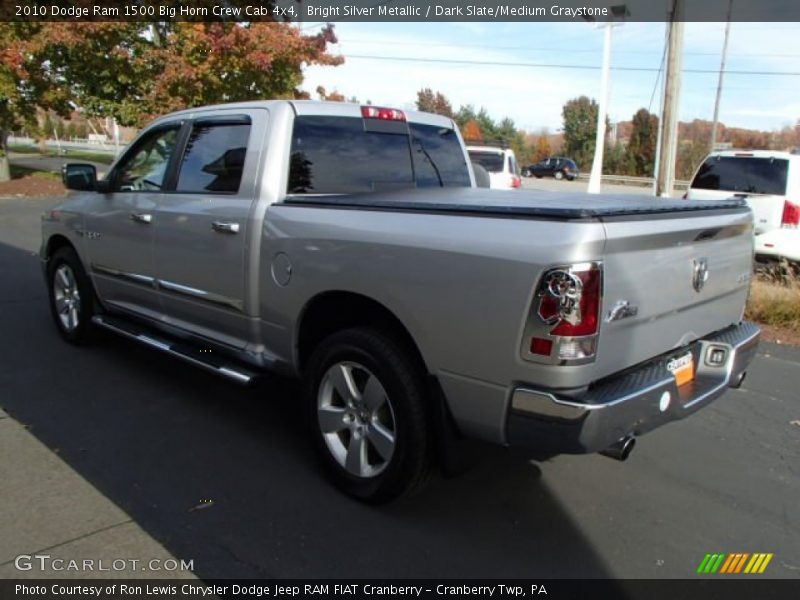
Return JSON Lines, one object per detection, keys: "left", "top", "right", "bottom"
{"left": 781, "top": 200, "right": 799, "bottom": 228}
{"left": 549, "top": 267, "right": 601, "bottom": 337}
{"left": 525, "top": 262, "right": 603, "bottom": 364}
{"left": 510, "top": 175, "right": 521, "bottom": 188}
{"left": 361, "top": 106, "right": 406, "bottom": 121}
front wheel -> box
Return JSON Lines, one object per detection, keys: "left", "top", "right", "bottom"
{"left": 554, "top": 170, "right": 565, "bottom": 180}
{"left": 47, "top": 246, "right": 97, "bottom": 344}
{"left": 304, "top": 328, "right": 432, "bottom": 503}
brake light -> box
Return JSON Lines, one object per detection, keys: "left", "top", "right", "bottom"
{"left": 361, "top": 106, "right": 406, "bottom": 121}
{"left": 548, "top": 267, "right": 601, "bottom": 337}
{"left": 781, "top": 200, "right": 799, "bottom": 229}
{"left": 510, "top": 175, "right": 521, "bottom": 188}
{"left": 527, "top": 262, "right": 603, "bottom": 364}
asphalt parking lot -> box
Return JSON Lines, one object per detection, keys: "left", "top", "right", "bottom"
{"left": 1, "top": 194, "right": 798, "bottom": 579}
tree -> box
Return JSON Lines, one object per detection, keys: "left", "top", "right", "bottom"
{"left": 316, "top": 86, "right": 346, "bottom": 102}
{"left": 0, "top": 19, "right": 342, "bottom": 181}
{"left": 415, "top": 88, "right": 454, "bottom": 118}
{"left": 531, "top": 134, "right": 551, "bottom": 162}
{"left": 624, "top": 108, "right": 658, "bottom": 176}
{"left": 462, "top": 119, "right": 483, "bottom": 142}
{"left": 44, "top": 22, "right": 342, "bottom": 127}
{"left": 562, "top": 96, "right": 601, "bottom": 171}
{"left": 0, "top": 24, "right": 70, "bottom": 180}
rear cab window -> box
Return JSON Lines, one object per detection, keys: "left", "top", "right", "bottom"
{"left": 692, "top": 156, "right": 789, "bottom": 195}
{"left": 468, "top": 151, "right": 505, "bottom": 173}
{"left": 287, "top": 115, "right": 470, "bottom": 194}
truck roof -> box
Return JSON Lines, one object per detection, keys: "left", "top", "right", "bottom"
{"left": 286, "top": 187, "right": 747, "bottom": 219}
{"left": 153, "top": 99, "right": 455, "bottom": 129}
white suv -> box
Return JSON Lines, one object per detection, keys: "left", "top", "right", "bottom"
{"left": 686, "top": 150, "right": 800, "bottom": 262}
{"left": 466, "top": 145, "right": 521, "bottom": 190}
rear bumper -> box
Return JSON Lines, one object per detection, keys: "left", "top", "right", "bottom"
{"left": 506, "top": 321, "right": 760, "bottom": 455}
{"left": 754, "top": 229, "right": 800, "bottom": 262}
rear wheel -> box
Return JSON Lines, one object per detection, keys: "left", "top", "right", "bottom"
{"left": 47, "top": 246, "right": 97, "bottom": 344}
{"left": 304, "top": 328, "right": 432, "bottom": 503}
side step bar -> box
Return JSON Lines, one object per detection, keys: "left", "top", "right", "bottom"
{"left": 91, "top": 315, "right": 258, "bottom": 385}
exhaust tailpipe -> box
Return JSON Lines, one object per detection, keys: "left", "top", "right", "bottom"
{"left": 730, "top": 371, "right": 746, "bottom": 389}
{"left": 599, "top": 436, "right": 636, "bottom": 461}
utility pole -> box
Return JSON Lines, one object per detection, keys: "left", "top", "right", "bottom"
{"left": 655, "top": 0, "right": 684, "bottom": 197}
{"left": 710, "top": 0, "right": 733, "bottom": 151}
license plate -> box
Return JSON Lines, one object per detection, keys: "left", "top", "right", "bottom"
{"left": 667, "top": 351, "right": 695, "bottom": 386}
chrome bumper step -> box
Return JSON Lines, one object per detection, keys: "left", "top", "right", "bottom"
{"left": 91, "top": 315, "right": 258, "bottom": 385}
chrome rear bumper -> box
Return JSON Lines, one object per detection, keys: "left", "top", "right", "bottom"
{"left": 506, "top": 321, "right": 760, "bottom": 455}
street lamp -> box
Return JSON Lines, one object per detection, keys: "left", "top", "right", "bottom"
{"left": 584, "top": 4, "right": 629, "bottom": 194}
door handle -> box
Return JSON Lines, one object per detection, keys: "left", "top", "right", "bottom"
{"left": 130, "top": 212, "right": 152, "bottom": 224}
{"left": 211, "top": 221, "right": 240, "bottom": 234}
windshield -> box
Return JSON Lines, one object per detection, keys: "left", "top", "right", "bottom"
{"left": 692, "top": 156, "right": 789, "bottom": 195}
{"left": 468, "top": 151, "right": 505, "bottom": 173}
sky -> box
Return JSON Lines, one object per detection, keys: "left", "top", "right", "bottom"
{"left": 299, "top": 21, "right": 800, "bottom": 134}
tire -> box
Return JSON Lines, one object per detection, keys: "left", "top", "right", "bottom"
{"left": 534, "top": 174, "right": 543, "bottom": 179}
{"left": 304, "top": 328, "right": 432, "bottom": 503}
{"left": 46, "top": 246, "right": 97, "bottom": 344}
{"left": 554, "top": 170, "right": 565, "bottom": 180}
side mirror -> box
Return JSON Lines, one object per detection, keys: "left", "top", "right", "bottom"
{"left": 62, "top": 163, "right": 97, "bottom": 191}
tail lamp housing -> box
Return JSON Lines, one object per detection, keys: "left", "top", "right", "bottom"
{"left": 781, "top": 200, "right": 799, "bottom": 229}
{"left": 522, "top": 262, "right": 603, "bottom": 365}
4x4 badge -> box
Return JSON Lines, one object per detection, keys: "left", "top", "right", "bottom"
{"left": 692, "top": 258, "right": 709, "bottom": 292}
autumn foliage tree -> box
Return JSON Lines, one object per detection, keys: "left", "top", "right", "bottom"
{"left": 0, "top": 20, "right": 342, "bottom": 181}
{"left": 0, "top": 23, "right": 71, "bottom": 180}
{"left": 415, "top": 88, "right": 454, "bottom": 118}
{"left": 624, "top": 108, "right": 658, "bottom": 176}
{"left": 461, "top": 120, "right": 483, "bottom": 142}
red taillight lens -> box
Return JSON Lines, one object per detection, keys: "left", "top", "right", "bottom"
{"left": 511, "top": 175, "right": 521, "bottom": 188}
{"left": 530, "top": 337, "right": 553, "bottom": 356}
{"left": 527, "top": 262, "right": 603, "bottom": 364}
{"left": 781, "top": 200, "right": 799, "bottom": 228}
{"left": 361, "top": 106, "right": 406, "bottom": 121}
{"left": 547, "top": 266, "right": 601, "bottom": 337}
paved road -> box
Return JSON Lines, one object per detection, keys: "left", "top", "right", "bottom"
{"left": 1, "top": 196, "right": 798, "bottom": 579}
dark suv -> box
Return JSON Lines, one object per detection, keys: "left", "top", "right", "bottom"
{"left": 523, "top": 157, "right": 579, "bottom": 181}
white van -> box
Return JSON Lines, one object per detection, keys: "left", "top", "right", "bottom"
{"left": 686, "top": 150, "right": 800, "bottom": 262}
{"left": 466, "top": 145, "right": 521, "bottom": 190}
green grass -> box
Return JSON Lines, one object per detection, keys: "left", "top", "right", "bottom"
{"left": 9, "top": 165, "right": 61, "bottom": 181}
{"left": 8, "top": 144, "right": 39, "bottom": 154}
{"left": 9, "top": 145, "right": 115, "bottom": 165}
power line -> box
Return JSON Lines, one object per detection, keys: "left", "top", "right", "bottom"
{"left": 648, "top": 28, "right": 668, "bottom": 112}
{"left": 337, "top": 53, "right": 800, "bottom": 77}
{"left": 336, "top": 37, "right": 800, "bottom": 59}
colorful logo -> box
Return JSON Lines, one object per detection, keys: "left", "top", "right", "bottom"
{"left": 697, "top": 553, "right": 773, "bottom": 574}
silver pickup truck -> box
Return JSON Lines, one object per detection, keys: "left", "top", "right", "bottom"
{"left": 44, "top": 100, "right": 760, "bottom": 502}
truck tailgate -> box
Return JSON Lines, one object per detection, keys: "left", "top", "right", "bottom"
{"left": 594, "top": 209, "right": 754, "bottom": 380}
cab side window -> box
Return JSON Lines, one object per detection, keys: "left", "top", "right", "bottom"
{"left": 175, "top": 123, "right": 251, "bottom": 194}
{"left": 113, "top": 127, "right": 180, "bottom": 192}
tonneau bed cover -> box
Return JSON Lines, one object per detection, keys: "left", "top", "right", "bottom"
{"left": 284, "top": 188, "right": 747, "bottom": 219}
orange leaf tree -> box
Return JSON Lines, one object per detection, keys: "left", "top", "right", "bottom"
{"left": 0, "top": 18, "right": 342, "bottom": 180}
